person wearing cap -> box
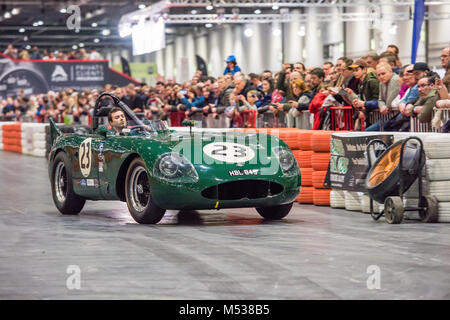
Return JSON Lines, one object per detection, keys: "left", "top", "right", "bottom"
{"left": 345, "top": 59, "right": 379, "bottom": 129}
{"left": 223, "top": 55, "right": 241, "bottom": 75}
{"left": 410, "top": 62, "right": 431, "bottom": 81}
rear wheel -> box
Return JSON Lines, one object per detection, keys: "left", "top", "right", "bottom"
{"left": 256, "top": 202, "right": 293, "bottom": 220}
{"left": 125, "top": 158, "right": 166, "bottom": 224}
{"left": 51, "top": 152, "right": 85, "bottom": 215}
{"left": 419, "top": 195, "right": 438, "bottom": 223}
{"left": 384, "top": 196, "right": 404, "bottom": 224}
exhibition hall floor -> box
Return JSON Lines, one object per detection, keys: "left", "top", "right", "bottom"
{"left": 1, "top": 151, "right": 449, "bottom": 299}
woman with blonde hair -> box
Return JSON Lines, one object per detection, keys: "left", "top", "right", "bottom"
{"left": 278, "top": 79, "right": 313, "bottom": 128}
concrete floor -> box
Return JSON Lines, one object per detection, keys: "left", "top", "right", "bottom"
{"left": 0, "top": 150, "right": 450, "bottom": 300}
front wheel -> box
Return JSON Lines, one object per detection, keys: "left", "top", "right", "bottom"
{"left": 256, "top": 202, "right": 293, "bottom": 220}
{"left": 51, "top": 152, "right": 85, "bottom": 215}
{"left": 125, "top": 158, "right": 166, "bottom": 224}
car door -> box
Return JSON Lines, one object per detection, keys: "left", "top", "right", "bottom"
{"left": 72, "top": 134, "right": 102, "bottom": 199}
{"left": 97, "top": 134, "right": 131, "bottom": 200}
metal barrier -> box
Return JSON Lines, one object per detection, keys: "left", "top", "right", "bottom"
{"left": 368, "top": 110, "right": 400, "bottom": 131}
{"left": 241, "top": 110, "right": 257, "bottom": 128}
{"left": 330, "top": 106, "right": 355, "bottom": 131}
{"left": 410, "top": 108, "right": 450, "bottom": 133}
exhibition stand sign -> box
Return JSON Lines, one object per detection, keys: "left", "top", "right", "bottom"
{"left": 0, "top": 53, "right": 140, "bottom": 99}
{"left": 324, "top": 133, "right": 394, "bottom": 192}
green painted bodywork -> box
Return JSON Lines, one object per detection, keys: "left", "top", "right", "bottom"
{"left": 48, "top": 128, "right": 301, "bottom": 210}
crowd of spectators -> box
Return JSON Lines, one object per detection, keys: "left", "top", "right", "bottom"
{"left": 1, "top": 46, "right": 450, "bottom": 132}
{"left": 3, "top": 44, "right": 103, "bottom": 60}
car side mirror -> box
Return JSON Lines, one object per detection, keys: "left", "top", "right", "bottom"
{"left": 97, "top": 126, "right": 108, "bottom": 137}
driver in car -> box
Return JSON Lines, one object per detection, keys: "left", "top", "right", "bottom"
{"left": 107, "top": 107, "right": 158, "bottom": 135}
{"left": 108, "top": 107, "right": 127, "bottom": 135}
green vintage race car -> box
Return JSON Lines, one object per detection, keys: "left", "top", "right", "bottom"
{"left": 48, "top": 93, "right": 301, "bottom": 224}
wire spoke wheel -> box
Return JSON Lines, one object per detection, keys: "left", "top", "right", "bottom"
{"left": 51, "top": 152, "right": 85, "bottom": 215}
{"left": 129, "top": 166, "right": 150, "bottom": 212}
{"left": 54, "top": 161, "right": 67, "bottom": 203}
{"left": 125, "top": 158, "right": 166, "bottom": 224}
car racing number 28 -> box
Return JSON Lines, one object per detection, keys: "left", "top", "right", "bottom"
{"left": 203, "top": 142, "right": 255, "bottom": 163}
{"left": 79, "top": 138, "right": 92, "bottom": 177}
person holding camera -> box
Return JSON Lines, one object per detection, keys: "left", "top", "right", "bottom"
{"left": 345, "top": 59, "right": 380, "bottom": 130}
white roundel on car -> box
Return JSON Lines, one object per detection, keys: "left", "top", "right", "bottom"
{"left": 203, "top": 142, "right": 255, "bottom": 163}
{"left": 79, "top": 138, "right": 92, "bottom": 177}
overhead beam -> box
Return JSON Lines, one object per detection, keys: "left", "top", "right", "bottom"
{"left": 167, "top": 0, "right": 448, "bottom": 7}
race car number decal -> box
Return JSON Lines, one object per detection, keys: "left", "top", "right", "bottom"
{"left": 79, "top": 138, "right": 92, "bottom": 177}
{"left": 203, "top": 142, "right": 255, "bottom": 163}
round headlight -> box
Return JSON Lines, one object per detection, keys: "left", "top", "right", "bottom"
{"left": 159, "top": 155, "right": 179, "bottom": 177}
{"left": 154, "top": 152, "right": 199, "bottom": 183}
{"left": 278, "top": 148, "right": 294, "bottom": 171}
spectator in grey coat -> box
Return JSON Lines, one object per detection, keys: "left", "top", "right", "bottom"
{"left": 365, "top": 62, "right": 400, "bottom": 131}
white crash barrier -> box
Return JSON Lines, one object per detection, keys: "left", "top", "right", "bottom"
{"left": 344, "top": 191, "right": 363, "bottom": 212}
{"left": 20, "top": 123, "right": 48, "bottom": 157}
{"left": 330, "top": 189, "right": 345, "bottom": 208}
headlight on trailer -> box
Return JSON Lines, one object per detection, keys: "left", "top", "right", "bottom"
{"left": 154, "top": 153, "right": 199, "bottom": 183}
{"left": 273, "top": 147, "right": 298, "bottom": 176}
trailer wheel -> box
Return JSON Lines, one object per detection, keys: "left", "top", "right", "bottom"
{"left": 419, "top": 195, "right": 438, "bottom": 223}
{"left": 384, "top": 196, "right": 404, "bottom": 224}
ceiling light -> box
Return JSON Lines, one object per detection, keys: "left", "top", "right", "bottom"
{"left": 205, "top": 23, "right": 213, "bottom": 28}
{"left": 25, "top": 45, "right": 31, "bottom": 50}
{"left": 60, "top": 8, "right": 67, "bottom": 13}
{"left": 4, "top": 12, "right": 11, "bottom": 19}
{"left": 93, "top": 38, "right": 100, "bottom": 43}
{"left": 37, "top": 20, "right": 44, "bottom": 26}
{"left": 11, "top": 8, "right": 20, "bottom": 15}
{"left": 206, "top": 5, "right": 213, "bottom": 10}
{"left": 272, "top": 28, "right": 281, "bottom": 36}
{"left": 72, "top": 45, "right": 78, "bottom": 50}
{"left": 389, "top": 23, "right": 398, "bottom": 35}
{"left": 138, "top": 4, "right": 146, "bottom": 9}
{"left": 191, "top": 10, "right": 197, "bottom": 14}
{"left": 19, "top": 28, "right": 25, "bottom": 33}
{"left": 119, "top": 24, "right": 132, "bottom": 38}
{"left": 297, "top": 25, "right": 306, "bottom": 37}
{"left": 91, "top": 22, "right": 98, "bottom": 27}
{"left": 32, "top": 22, "right": 39, "bottom": 27}
{"left": 244, "top": 27, "right": 254, "bottom": 37}
{"left": 79, "top": 43, "right": 84, "bottom": 48}
{"left": 254, "top": 9, "right": 261, "bottom": 14}
{"left": 75, "top": 29, "right": 80, "bottom": 33}
{"left": 272, "top": 4, "right": 279, "bottom": 10}
{"left": 102, "top": 29, "right": 110, "bottom": 36}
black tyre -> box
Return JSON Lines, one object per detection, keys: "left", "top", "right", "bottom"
{"left": 384, "top": 196, "right": 404, "bottom": 224}
{"left": 51, "top": 152, "right": 85, "bottom": 215}
{"left": 366, "top": 139, "right": 425, "bottom": 204}
{"left": 419, "top": 195, "right": 439, "bottom": 223}
{"left": 256, "top": 202, "right": 293, "bottom": 220}
{"left": 125, "top": 158, "right": 166, "bottom": 224}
